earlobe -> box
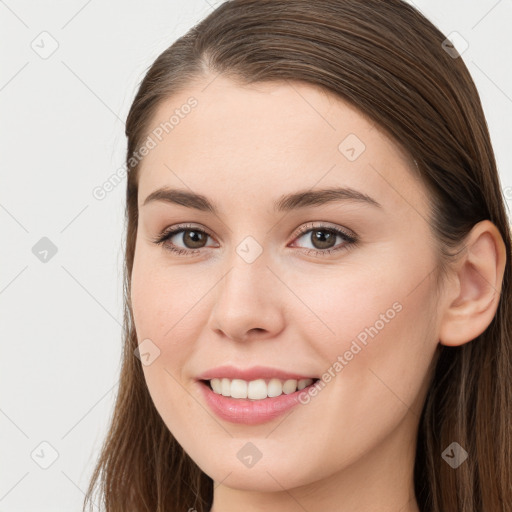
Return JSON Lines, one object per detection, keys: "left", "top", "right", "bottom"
{"left": 439, "top": 220, "right": 507, "bottom": 347}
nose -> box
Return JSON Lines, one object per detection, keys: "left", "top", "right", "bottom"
{"left": 207, "top": 247, "right": 286, "bottom": 343}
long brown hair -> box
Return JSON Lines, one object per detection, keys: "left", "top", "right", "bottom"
{"left": 83, "top": 1, "right": 512, "bottom": 510}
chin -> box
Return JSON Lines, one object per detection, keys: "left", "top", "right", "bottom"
{"left": 191, "top": 447, "right": 323, "bottom": 492}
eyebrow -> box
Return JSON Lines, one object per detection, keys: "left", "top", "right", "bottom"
{"left": 142, "top": 186, "right": 382, "bottom": 213}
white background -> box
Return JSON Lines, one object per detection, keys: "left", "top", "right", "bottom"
{"left": 1, "top": 0, "right": 511, "bottom": 510}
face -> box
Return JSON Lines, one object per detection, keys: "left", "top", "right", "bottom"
{"left": 131, "top": 76, "right": 442, "bottom": 496}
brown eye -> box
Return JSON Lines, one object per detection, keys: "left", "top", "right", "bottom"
{"left": 291, "top": 223, "right": 357, "bottom": 256}
{"left": 308, "top": 229, "right": 338, "bottom": 250}
{"left": 152, "top": 222, "right": 357, "bottom": 258}
{"left": 152, "top": 224, "right": 217, "bottom": 255}
{"left": 178, "top": 229, "right": 208, "bottom": 249}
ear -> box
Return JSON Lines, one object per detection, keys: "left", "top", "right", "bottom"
{"left": 439, "top": 220, "right": 507, "bottom": 347}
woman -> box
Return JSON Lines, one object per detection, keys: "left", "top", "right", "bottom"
{"left": 83, "top": 1, "right": 512, "bottom": 510}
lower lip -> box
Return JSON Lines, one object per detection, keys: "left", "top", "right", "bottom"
{"left": 198, "top": 381, "right": 315, "bottom": 425}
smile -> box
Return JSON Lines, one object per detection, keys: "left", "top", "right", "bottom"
{"left": 197, "top": 379, "right": 319, "bottom": 425}
{"left": 207, "top": 377, "right": 315, "bottom": 400}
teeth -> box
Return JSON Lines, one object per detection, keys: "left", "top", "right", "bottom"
{"left": 209, "top": 377, "right": 314, "bottom": 400}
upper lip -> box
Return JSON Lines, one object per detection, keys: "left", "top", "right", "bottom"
{"left": 196, "top": 365, "right": 318, "bottom": 382}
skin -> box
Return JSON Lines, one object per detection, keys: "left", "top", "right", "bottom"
{"left": 130, "top": 75, "right": 506, "bottom": 512}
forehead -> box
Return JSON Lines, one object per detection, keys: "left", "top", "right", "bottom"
{"left": 136, "top": 76, "right": 427, "bottom": 216}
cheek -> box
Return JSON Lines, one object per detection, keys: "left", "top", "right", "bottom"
{"left": 131, "top": 267, "right": 200, "bottom": 434}
{"left": 314, "top": 261, "right": 439, "bottom": 422}
{"left": 284, "top": 265, "right": 400, "bottom": 362}
{"left": 299, "top": 246, "right": 438, "bottom": 399}
{"left": 130, "top": 247, "right": 205, "bottom": 345}
{"left": 130, "top": 251, "right": 215, "bottom": 409}
{"left": 287, "top": 266, "right": 438, "bottom": 475}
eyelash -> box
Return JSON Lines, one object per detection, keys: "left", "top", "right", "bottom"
{"left": 150, "top": 222, "right": 358, "bottom": 258}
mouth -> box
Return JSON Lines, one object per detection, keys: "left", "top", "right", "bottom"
{"left": 197, "top": 376, "right": 321, "bottom": 425}
{"left": 200, "top": 377, "right": 321, "bottom": 400}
